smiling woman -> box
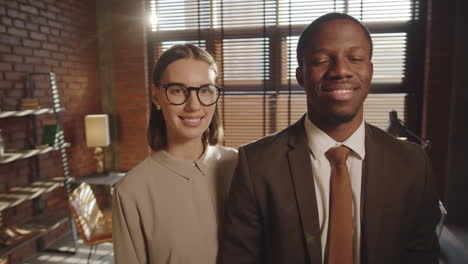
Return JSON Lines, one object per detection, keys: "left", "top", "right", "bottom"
{"left": 152, "top": 58, "right": 219, "bottom": 158}
{"left": 112, "top": 44, "right": 238, "bottom": 264}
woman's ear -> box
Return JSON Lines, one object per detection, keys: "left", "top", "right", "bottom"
{"left": 151, "top": 84, "right": 161, "bottom": 106}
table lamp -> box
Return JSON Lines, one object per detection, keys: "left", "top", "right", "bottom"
{"left": 85, "top": 114, "right": 110, "bottom": 173}
{"left": 386, "top": 110, "right": 430, "bottom": 149}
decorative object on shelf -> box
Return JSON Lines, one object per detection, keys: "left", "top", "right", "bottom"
{"left": 41, "top": 124, "right": 60, "bottom": 147}
{"left": 0, "top": 129, "right": 4, "bottom": 157}
{"left": 0, "top": 210, "right": 70, "bottom": 257}
{"left": 85, "top": 114, "right": 110, "bottom": 174}
{"left": 35, "top": 144, "right": 49, "bottom": 150}
{"left": 19, "top": 98, "right": 39, "bottom": 111}
{"left": 0, "top": 225, "right": 39, "bottom": 247}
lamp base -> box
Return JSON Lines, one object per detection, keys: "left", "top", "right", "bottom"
{"left": 94, "top": 147, "right": 104, "bottom": 174}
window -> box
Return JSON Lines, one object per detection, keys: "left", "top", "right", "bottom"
{"left": 148, "top": 0, "right": 423, "bottom": 148}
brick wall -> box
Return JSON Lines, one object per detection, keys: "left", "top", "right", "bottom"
{"left": 111, "top": 0, "right": 150, "bottom": 171}
{"left": 0, "top": 0, "right": 99, "bottom": 261}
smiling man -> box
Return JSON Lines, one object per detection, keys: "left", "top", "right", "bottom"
{"left": 218, "top": 13, "right": 440, "bottom": 264}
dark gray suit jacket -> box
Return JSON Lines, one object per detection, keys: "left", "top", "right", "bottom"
{"left": 218, "top": 116, "right": 440, "bottom": 264}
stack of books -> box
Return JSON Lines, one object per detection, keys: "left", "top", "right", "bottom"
{"left": 41, "top": 124, "right": 60, "bottom": 148}
{"left": 20, "top": 98, "right": 39, "bottom": 110}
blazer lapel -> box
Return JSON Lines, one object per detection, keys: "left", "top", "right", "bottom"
{"left": 361, "top": 124, "right": 387, "bottom": 264}
{"left": 287, "top": 116, "right": 322, "bottom": 264}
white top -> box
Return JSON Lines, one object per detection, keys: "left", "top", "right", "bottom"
{"left": 112, "top": 145, "right": 238, "bottom": 264}
{"left": 304, "top": 116, "right": 366, "bottom": 264}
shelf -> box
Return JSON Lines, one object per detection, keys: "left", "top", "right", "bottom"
{"left": 0, "top": 143, "right": 70, "bottom": 164}
{"left": 0, "top": 210, "right": 69, "bottom": 259}
{"left": 22, "top": 210, "right": 70, "bottom": 233}
{"left": 0, "top": 73, "right": 75, "bottom": 260}
{"left": 0, "top": 177, "right": 75, "bottom": 211}
{"left": 0, "top": 108, "right": 64, "bottom": 119}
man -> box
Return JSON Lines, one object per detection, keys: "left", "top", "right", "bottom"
{"left": 217, "top": 13, "right": 440, "bottom": 264}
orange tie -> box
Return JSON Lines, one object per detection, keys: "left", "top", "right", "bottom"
{"left": 325, "top": 146, "right": 353, "bottom": 264}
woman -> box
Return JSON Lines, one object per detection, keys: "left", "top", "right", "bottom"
{"left": 112, "top": 44, "right": 237, "bottom": 264}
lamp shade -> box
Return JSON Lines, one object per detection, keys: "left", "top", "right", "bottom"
{"left": 85, "top": 114, "right": 110, "bottom": 147}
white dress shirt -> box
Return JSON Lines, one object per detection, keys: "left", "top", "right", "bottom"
{"left": 304, "top": 116, "right": 366, "bottom": 264}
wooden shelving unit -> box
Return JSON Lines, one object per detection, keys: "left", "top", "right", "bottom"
{"left": 0, "top": 72, "right": 77, "bottom": 261}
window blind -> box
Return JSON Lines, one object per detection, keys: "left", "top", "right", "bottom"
{"left": 222, "top": 38, "right": 269, "bottom": 85}
{"left": 149, "top": 0, "right": 420, "bottom": 148}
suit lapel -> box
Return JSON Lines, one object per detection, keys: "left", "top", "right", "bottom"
{"left": 287, "top": 116, "right": 322, "bottom": 264}
{"left": 361, "top": 124, "right": 387, "bottom": 264}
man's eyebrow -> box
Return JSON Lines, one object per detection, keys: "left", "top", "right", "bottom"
{"left": 307, "top": 48, "right": 330, "bottom": 55}
{"left": 348, "top": 46, "right": 369, "bottom": 52}
{"left": 309, "top": 46, "right": 369, "bottom": 54}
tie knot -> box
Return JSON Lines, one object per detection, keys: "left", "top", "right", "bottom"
{"left": 326, "top": 146, "right": 350, "bottom": 165}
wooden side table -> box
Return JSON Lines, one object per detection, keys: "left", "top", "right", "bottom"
{"left": 79, "top": 172, "right": 125, "bottom": 192}
{"left": 78, "top": 172, "right": 125, "bottom": 209}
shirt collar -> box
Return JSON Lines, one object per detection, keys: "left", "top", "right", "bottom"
{"left": 304, "top": 114, "right": 366, "bottom": 160}
{"left": 194, "top": 145, "right": 215, "bottom": 175}
{"left": 151, "top": 145, "right": 213, "bottom": 179}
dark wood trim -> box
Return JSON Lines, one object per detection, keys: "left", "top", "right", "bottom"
{"left": 403, "top": 0, "right": 427, "bottom": 142}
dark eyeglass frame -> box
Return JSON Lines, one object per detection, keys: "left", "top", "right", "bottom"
{"left": 161, "top": 83, "right": 223, "bottom": 106}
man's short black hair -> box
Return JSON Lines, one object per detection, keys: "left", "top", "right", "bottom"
{"left": 296, "top": 13, "right": 373, "bottom": 68}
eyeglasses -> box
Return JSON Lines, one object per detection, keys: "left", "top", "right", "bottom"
{"left": 162, "top": 83, "right": 222, "bottom": 106}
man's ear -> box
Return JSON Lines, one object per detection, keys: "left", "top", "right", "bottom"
{"left": 296, "top": 67, "right": 304, "bottom": 87}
